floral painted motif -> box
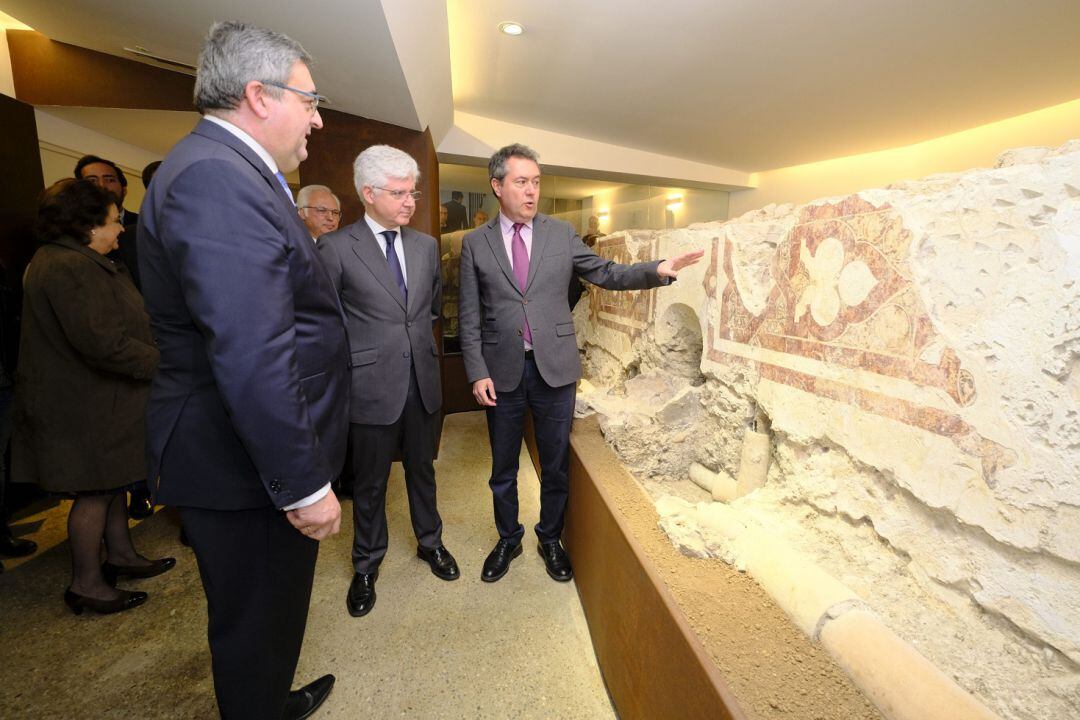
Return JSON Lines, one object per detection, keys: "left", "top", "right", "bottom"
{"left": 794, "top": 236, "right": 878, "bottom": 327}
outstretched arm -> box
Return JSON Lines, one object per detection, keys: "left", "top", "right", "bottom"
{"left": 657, "top": 249, "right": 705, "bottom": 278}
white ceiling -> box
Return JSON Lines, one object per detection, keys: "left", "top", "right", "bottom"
{"left": 448, "top": 0, "right": 1080, "bottom": 170}
{"left": 4, "top": 0, "right": 1079, "bottom": 175}
{"left": 0, "top": 0, "right": 443, "bottom": 131}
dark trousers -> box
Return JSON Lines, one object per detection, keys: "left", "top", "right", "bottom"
{"left": 351, "top": 368, "right": 442, "bottom": 574}
{"left": 486, "top": 353, "right": 576, "bottom": 545}
{"left": 181, "top": 505, "right": 318, "bottom": 720}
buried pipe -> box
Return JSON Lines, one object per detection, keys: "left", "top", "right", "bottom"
{"left": 688, "top": 408, "right": 772, "bottom": 503}
{"left": 688, "top": 462, "right": 737, "bottom": 502}
{"left": 736, "top": 408, "right": 771, "bottom": 494}
{"left": 656, "top": 498, "right": 1000, "bottom": 720}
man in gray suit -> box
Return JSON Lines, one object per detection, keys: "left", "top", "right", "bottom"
{"left": 318, "top": 145, "right": 458, "bottom": 619}
{"left": 459, "top": 143, "right": 703, "bottom": 583}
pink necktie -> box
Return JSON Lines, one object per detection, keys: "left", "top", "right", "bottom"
{"left": 511, "top": 223, "right": 532, "bottom": 345}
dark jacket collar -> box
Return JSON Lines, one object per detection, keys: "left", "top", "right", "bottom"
{"left": 51, "top": 236, "right": 119, "bottom": 274}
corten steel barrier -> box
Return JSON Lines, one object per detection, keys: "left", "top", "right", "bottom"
{"left": 525, "top": 414, "right": 745, "bottom": 720}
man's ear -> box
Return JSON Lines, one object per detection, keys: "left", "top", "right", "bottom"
{"left": 491, "top": 179, "right": 500, "bottom": 198}
{"left": 244, "top": 80, "right": 272, "bottom": 119}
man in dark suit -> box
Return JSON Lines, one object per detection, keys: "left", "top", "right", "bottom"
{"left": 138, "top": 21, "right": 344, "bottom": 720}
{"left": 75, "top": 155, "right": 138, "bottom": 227}
{"left": 442, "top": 190, "right": 469, "bottom": 231}
{"left": 75, "top": 155, "right": 142, "bottom": 286}
{"left": 459, "top": 143, "right": 702, "bottom": 583}
{"left": 318, "top": 145, "right": 458, "bottom": 619}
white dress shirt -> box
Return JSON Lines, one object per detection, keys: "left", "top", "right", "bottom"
{"left": 364, "top": 214, "right": 408, "bottom": 286}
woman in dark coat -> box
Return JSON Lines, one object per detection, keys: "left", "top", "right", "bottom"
{"left": 13, "top": 179, "right": 173, "bottom": 614}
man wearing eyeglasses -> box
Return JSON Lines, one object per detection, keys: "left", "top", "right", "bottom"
{"left": 297, "top": 184, "right": 342, "bottom": 242}
{"left": 138, "top": 21, "right": 343, "bottom": 720}
{"left": 317, "top": 144, "right": 458, "bottom": 620}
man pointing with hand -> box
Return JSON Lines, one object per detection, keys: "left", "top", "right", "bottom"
{"left": 458, "top": 143, "right": 703, "bottom": 584}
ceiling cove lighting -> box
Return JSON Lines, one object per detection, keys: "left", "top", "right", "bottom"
{"left": 666, "top": 194, "right": 683, "bottom": 211}
{"left": 498, "top": 21, "right": 524, "bottom": 36}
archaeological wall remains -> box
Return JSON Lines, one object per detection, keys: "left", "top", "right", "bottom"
{"left": 574, "top": 141, "right": 1080, "bottom": 720}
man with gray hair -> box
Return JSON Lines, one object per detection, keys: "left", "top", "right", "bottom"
{"left": 138, "top": 21, "right": 344, "bottom": 719}
{"left": 318, "top": 144, "right": 457, "bottom": 619}
{"left": 459, "top": 143, "right": 703, "bottom": 583}
{"left": 297, "top": 184, "right": 342, "bottom": 242}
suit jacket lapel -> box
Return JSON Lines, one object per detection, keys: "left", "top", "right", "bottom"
{"left": 401, "top": 227, "right": 426, "bottom": 315}
{"left": 524, "top": 214, "right": 548, "bottom": 293}
{"left": 349, "top": 222, "right": 407, "bottom": 311}
{"left": 483, "top": 219, "right": 520, "bottom": 296}
{"left": 192, "top": 119, "right": 306, "bottom": 234}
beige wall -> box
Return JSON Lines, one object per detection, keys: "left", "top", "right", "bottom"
{"left": 729, "top": 97, "right": 1080, "bottom": 218}
{"left": 36, "top": 109, "right": 162, "bottom": 212}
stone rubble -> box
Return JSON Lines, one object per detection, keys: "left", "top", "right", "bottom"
{"left": 574, "top": 140, "right": 1080, "bottom": 720}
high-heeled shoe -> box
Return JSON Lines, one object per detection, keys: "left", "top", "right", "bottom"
{"left": 64, "top": 588, "right": 148, "bottom": 615}
{"left": 0, "top": 532, "right": 37, "bottom": 558}
{"left": 101, "top": 557, "right": 176, "bottom": 586}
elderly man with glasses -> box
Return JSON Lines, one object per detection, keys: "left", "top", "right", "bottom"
{"left": 297, "top": 184, "right": 342, "bottom": 242}
{"left": 317, "top": 144, "right": 458, "bottom": 620}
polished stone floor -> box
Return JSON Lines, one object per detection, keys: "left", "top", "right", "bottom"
{"left": 0, "top": 412, "right": 615, "bottom": 719}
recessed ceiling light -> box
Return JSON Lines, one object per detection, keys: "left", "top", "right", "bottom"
{"left": 498, "top": 21, "right": 524, "bottom": 36}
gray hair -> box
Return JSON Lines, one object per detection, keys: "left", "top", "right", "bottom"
{"left": 194, "top": 21, "right": 312, "bottom": 113}
{"left": 488, "top": 143, "right": 540, "bottom": 182}
{"left": 296, "top": 184, "right": 340, "bottom": 208}
{"left": 353, "top": 145, "right": 420, "bottom": 200}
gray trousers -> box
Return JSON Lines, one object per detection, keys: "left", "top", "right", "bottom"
{"left": 350, "top": 367, "right": 442, "bottom": 574}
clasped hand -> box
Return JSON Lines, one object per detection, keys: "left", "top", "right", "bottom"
{"left": 286, "top": 490, "right": 341, "bottom": 541}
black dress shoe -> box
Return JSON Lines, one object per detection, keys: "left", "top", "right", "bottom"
{"left": 64, "top": 588, "right": 148, "bottom": 615}
{"left": 101, "top": 557, "right": 176, "bottom": 586}
{"left": 0, "top": 533, "right": 37, "bottom": 558}
{"left": 128, "top": 491, "right": 154, "bottom": 520}
{"left": 481, "top": 539, "right": 522, "bottom": 583}
{"left": 417, "top": 545, "right": 460, "bottom": 581}
{"left": 346, "top": 572, "right": 377, "bottom": 617}
{"left": 284, "top": 673, "right": 334, "bottom": 720}
{"left": 537, "top": 541, "right": 574, "bottom": 582}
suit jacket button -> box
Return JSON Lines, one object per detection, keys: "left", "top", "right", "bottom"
{"left": 517, "top": 329, "right": 523, "bottom": 336}
{"left": 270, "top": 479, "right": 281, "bottom": 493}
{"left": 406, "top": 321, "right": 413, "bottom": 327}
{"left": 523, "top": 299, "right": 529, "bottom": 305}
{"left": 403, "top": 351, "right": 411, "bottom": 358}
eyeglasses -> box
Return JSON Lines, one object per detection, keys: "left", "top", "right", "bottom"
{"left": 300, "top": 205, "right": 342, "bottom": 218}
{"left": 374, "top": 187, "right": 422, "bottom": 202}
{"left": 261, "top": 81, "right": 330, "bottom": 114}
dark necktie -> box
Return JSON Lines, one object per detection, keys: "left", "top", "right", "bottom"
{"left": 273, "top": 171, "right": 294, "bottom": 204}
{"left": 381, "top": 230, "right": 407, "bottom": 303}
{"left": 511, "top": 222, "right": 532, "bottom": 344}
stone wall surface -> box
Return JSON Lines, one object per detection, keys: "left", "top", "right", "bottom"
{"left": 573, "top": 140, "right": 1080, "bottom": 720}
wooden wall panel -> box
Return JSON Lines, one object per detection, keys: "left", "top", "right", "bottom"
{"left": 7, "top": 30, "right": 195, "bottom": 110}
{"left": 0, "top": 93, "right": 44, "bottom": 275}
